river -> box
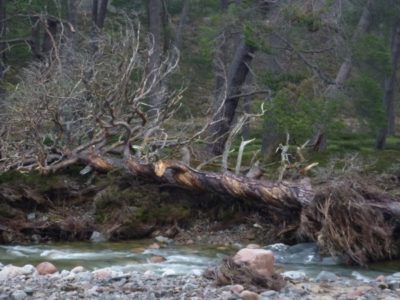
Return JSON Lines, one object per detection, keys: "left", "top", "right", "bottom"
{"left": 0, "top": 241, "right": 398, "bottom": 278}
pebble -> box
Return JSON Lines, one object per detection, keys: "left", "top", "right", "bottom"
{"left": 0, "top": 263, "right": 398, "bottom": 300}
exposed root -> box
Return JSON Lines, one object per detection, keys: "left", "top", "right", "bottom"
{"left": 299, "top": 174, "right": 400, "bottom": 265}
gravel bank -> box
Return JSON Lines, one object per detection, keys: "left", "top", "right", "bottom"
{"left": 0, "top": 263, "right": 400, "bottom": 300}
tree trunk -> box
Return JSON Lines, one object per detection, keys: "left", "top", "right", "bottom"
{"left": 29, "top": 17, "right": 42, "bottom": 59}
{"left": 0, "top": 0, "right": 6, "bottom": 81}
{"left": 312, "top": 0, "right": 374, "bottom": 151}
{"left": 96, "top": 0, "right": 108, "bottom": 29}
{"left": 91, "top": 0, "right": 98, "bottom": 28}
{"left": 220, "top": 0, "right": 229, "bottom": 11}
{"left": 387, "top": 19, "right": 400, "bottom": 136}
{"left": 208, "top": 41, "right": 256, "bottom": 155}
{"left": 0, "top": 0, "right": 6, "bottom": 61}
{"left": 376, "top": 19, "right": 400, "bottom": 149}
{"left": 326, "top": 0, "right": 374, "bottom": 96}
{"left": 66, "top": 0, "right": 78, "bottom": 54}
{"left": 175, "top": 0, "right": 189, "bottom": 50}
{"left": 42, "top": 19, "right": 58, "bottom": 54}
{"left": 147, "top": 0, "right": 165, "bottom": 108}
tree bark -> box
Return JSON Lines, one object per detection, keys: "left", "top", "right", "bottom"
{"left": 208, "top": 41, "right": 256, "bottom": 155}
{"left": 376, "top": 19, "right": 400, "bottom": 149}
{"left": 30, "top": 17, "right": 42, "bottom": 59}
{"left": 46, "top": 151, "right": 313, "bottom": 211}
{"left": 0, "top": 0, "right": 6, "bottom": 81}
{"left": 66, "top": 0, "right": 78, "bottom": 52}
{"left": 91, "top": 0, "right": 98, "bottom": 28}
{"left": 42, "top": 19, "right": 58, "bottom": 54}
{"left": 96, "top": 0, "right": 109, "bottom": 29}
{"left": 175, "top": 0, "right": 189, "bottom": 50}
{"left": 0, "top": 0, "right": 6, "bottom": 61}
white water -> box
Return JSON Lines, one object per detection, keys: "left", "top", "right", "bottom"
{"left": 0, "top": 242, "right": 397, "bottom": 277}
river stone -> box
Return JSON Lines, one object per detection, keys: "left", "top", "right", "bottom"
{"left": 392, "top": 272, "right": 400, "bottom": 278}
{"left": 230, "top": 284, "right": 244, "bottom": 294}
{"left": 233, "top": 248, "right": 275, "bottom": 277}
{"left": 315, "top": 271, "right": 337, "bottom": 282}
{"left": 351, "top": 271, "right": 371, "bottom": 283}
{"left": 92, "top": 268, "right": 118, "bottom": 280}
{"left": 36, "top": 262, "right": 57, "bottom": 275}
{"left": 314, "top": 296, "right": 335, "bottom": 300}
{"left": 23, "top": 287, "right": 33, "bottom": 296}
{"left": 90, "top": 231, "right": 107, "bottom": 242}
{"left": 388, "top": 280, "right": 400, "bottom": 290}
{"left": 155, "top": 236, "right": 173, "bottom": 244}
{"left": 282, "top": 270, "right": 307, "bottom": 281}
{"left": 21, "top": 265, "right": 36, "bottom": 275}
{"left": 240, "top": 290, "right": 260, "bottom": 300}
{"left": 0, "top": 265, "right": 26, "bottom": 280}
{"left": 260, "top": 290, "right": 278, "bottom": 299}
{"left": 71, "top": 266, "right": 86, "bottom": 273}
{"left": 148, "top": 243, "right": 160, "bottom": 249}
{"left": 162, "top": 269, "right": 176, "bottom": 277}
{"left": 246, "top": 244, "right": 261, "bottom": 249}
{"left": 149, "top": 255, "right": 166, "bottom": 263}
{"left": 11, "top": 290, "right": 27, "bottom": 300}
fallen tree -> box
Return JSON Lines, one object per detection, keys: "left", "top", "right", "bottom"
{"left": 0, "top": 20, "right": 399, "bottom": 265}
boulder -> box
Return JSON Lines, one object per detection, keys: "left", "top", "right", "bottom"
{"left": 233, "top": 248, "right": 275, "bottom": 277}
{"left": 36, "top": 262, "right": 58, "bottom": 275}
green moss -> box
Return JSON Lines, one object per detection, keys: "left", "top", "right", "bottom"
{"left": 0, "top": 171, "right": 62, "bottom": 192}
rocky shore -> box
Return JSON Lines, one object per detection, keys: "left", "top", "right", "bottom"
{"left": 0, "top": 258, "right": 400, "bottom": 300}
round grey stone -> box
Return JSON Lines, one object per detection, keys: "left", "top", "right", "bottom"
{"left": 11, "top": 290, "right": 27, "bottom": 300}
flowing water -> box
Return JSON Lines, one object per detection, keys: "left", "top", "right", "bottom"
{"left": 0, "top": 241, "right": 398, "bottom": 278}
